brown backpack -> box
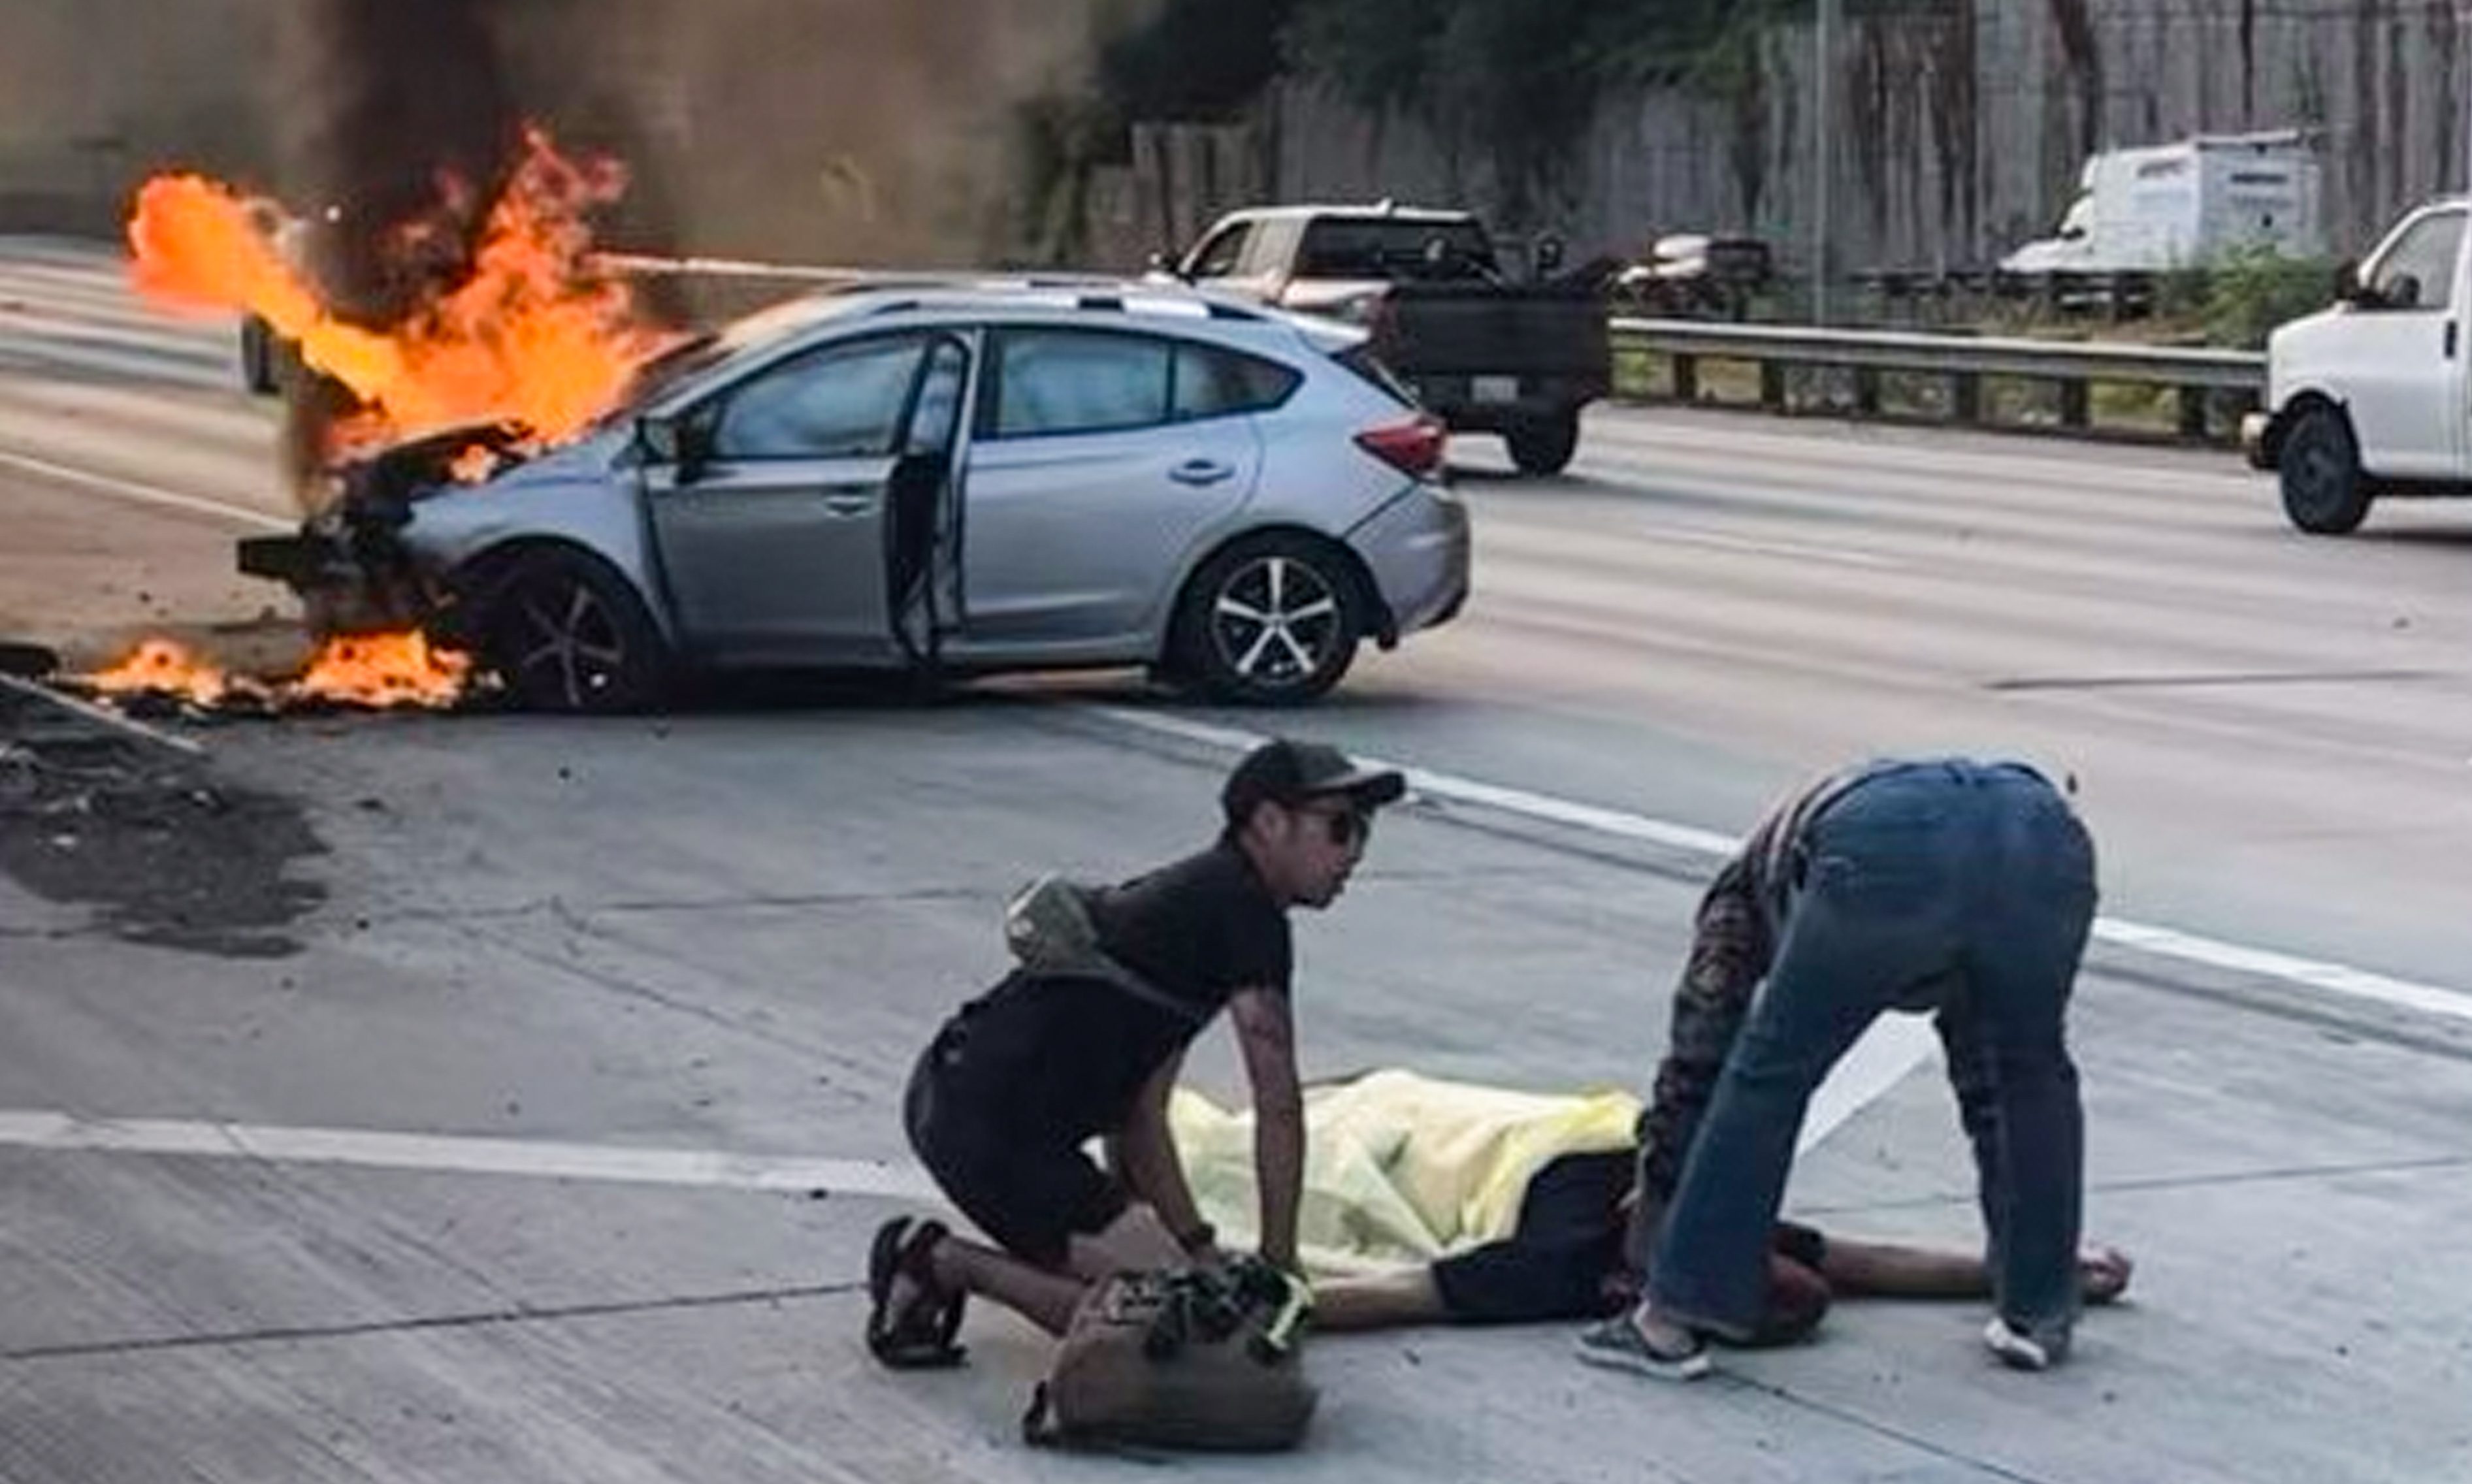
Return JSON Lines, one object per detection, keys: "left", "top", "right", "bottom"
{"left": 1022, "top": 1261, "right": 1318, "bottom": 1453}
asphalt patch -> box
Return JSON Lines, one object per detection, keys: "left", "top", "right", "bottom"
{"left": 0, "top": 684, "right": 326, "bottom": 957}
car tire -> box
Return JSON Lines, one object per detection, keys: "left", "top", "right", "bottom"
{"left": 1506, "top": 410, "right": 1580, "bottom": 477}
{"left": 2277, "top": 404, "right": 2372, "bottom": 535}
{"left": 1171, "top": 533, "right": 1363, "bottom": 706}
{"left": 474, "top": 547, "right": 671, "bottom": 714}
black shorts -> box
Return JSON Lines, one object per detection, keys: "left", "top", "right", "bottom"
{"left": 1429, "top": 1151, "right": 1831, "bottom": 1326}
{"left": 901, "top": 1034, "right": 1128, "bottom": 1269}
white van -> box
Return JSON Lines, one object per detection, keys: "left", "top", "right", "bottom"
{"left": 2243, "top": 197, "right": 2469, "bottom": 533}
{"left": 2002, "top": 131, "right": 2324, "bottom": 274}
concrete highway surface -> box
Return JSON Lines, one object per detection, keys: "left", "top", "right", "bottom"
{"left": 3, "top": 239, "right": 2467, "bottom": 1482}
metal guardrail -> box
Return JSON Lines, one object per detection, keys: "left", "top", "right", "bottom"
{"left": 582, "top": 255, "right": 2273, "bottom": 444}
{"left": 1608, "top": 317, "right": 2267, "bottom": 443}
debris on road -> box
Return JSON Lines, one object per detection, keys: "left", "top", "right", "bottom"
{"left": 0, "top": 677, "right": 325, "bottom": 956}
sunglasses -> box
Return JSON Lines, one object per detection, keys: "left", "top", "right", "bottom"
{"left": 1297, "top": 803, "right": 1373, "bottom": 847}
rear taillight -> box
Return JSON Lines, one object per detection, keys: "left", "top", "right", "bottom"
{"left": 1354, "top": 415, "right": 1447, "bottom": 480}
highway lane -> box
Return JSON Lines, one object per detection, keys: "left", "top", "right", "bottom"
{"left": 4, "top": 238, "right": 2471, "bottom": 1483}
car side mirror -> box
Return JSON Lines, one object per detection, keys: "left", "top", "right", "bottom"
{"left": 2332, "top": 259, "right": 2363, "bottom": 304}
{"left": 637, "top": 413, "right": 712, "bottom": 483}
{"left": 1533, "top": 233, "right": 1566, "bottom": 276}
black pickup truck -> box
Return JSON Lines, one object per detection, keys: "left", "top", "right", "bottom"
{"left": 1157, "top": 204, "right": 1612, "bottom": 475}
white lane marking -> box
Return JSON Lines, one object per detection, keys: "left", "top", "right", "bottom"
{"left": 0, "top": 447, "right": 291, "bottom": 531}
{"left": 2088, "top": 919, "right": 2472, "bottom": 1025}
{"left": 0, "top": 1110, "right": 941, "bottom": 1201}
{"left": 1800, "top": 1015, "right": 1941, "bottom": 1154}
{"left": 1089, "top": 707, "right": 2472, "bottom": 1127}
{"left": 1089, "top": 706, "right": 1742, "bottom": 857}
{"left": 0, "top": 673, "right": 203, "bottom": 756}
{"left": 0, "top": 334, "right": 233, "bottom": 391}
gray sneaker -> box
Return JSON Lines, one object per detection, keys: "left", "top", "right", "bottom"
{"left": 1576, "top": 1314, "right": 1712, "bottom": 1381}
{"left": 1983, "top": 1315, "right": 2066, "bottom": 1371}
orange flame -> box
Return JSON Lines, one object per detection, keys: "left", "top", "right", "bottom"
{"left": 81, "top": 634, "right": 471, "bottom": 712}
{"left": 290, "top": 632, "right": 471, "bottom": 709}
{"left": 83, "top": 639, "right": 242, "bottom": 708}
{"left": 126, "top": 127, "right": 675, "bottom": 460}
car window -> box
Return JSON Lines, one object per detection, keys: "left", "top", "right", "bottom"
{"left": 2367, "top": 211, "right": 2465, "bottom": 312}
{"left": 1173, "top": 343, "right": 1301, "bottom": 421}
{"left": 712, "top": 334, "right": 927, "bottom": 459}
{"left": 1186, "top": 223, "right": 1253, "bottom": 280}
{"left": 988, "top": 329, "right": 1171, "bottom": 438}
{"left": 1238, "top": 219, "right": 1303, "bottom": 278}
{"left": 1296, "top": 218, "right": 1497, "bottom": 281}
{"left": 904, "top": 338, "right": 969, "bottom": 456}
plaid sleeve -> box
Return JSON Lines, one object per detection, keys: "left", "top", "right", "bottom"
{"left": 1634, "top": 853, "right": 1773, "bottom": 1203}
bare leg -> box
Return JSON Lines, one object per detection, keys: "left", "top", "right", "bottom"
{"left": 1823, "top": 1237, "right": 2133, "bottom": 1305}
{"left": 926, "top": 1236, "right": 1089, "bottom": 1336}
{"left": 895, "top": 1202, "right": 1193, "bottom": 1340}
{"left": 1063, "top": 1204, "right": 1190, "bottom": 1280}
{"left": 1312, "top": 1268, "right": 1450, "bottom": 1332}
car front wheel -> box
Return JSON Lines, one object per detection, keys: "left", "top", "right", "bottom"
{"left": 474, "top": 548, "right": 670, "bottom": 713}
{"left": 2277, "top": 405, "right": 2372, "bottom": 535}
{"left": 1171, "top": 534, "right": 1363, "bottom": 705}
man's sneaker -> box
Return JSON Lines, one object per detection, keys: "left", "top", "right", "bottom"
{"left": 1576, "top": 1312, "right": 1712, "bottom": 1381}
{"left": 1983, "top": 1315, "right": 2057, "bottom": 1372}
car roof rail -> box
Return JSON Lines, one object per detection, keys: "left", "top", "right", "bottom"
{"left": 845, "top": 282, "right": 1280, "bottom": 326}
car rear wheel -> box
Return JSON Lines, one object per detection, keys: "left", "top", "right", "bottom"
{"left": 1171, "top": 534, "right": 1363, "bottom": 705}
{"left": 475, "top": 548, "right": 670, "bottom": 713}
{"left": 1506, "top": 410, "right": 1580, "bottom": 476}
{"left": 2278, "top": 405, "right": 2372, "bottom": 535}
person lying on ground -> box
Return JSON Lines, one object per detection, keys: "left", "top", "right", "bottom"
{"left": 1311, "top": 1146, "right": 2131, "bottom": 1338}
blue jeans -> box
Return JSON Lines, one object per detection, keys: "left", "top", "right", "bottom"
{"left": 1648, "top": 761, "right": 2097, "bottom": 1354}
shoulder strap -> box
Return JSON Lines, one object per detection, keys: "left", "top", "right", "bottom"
{"left": 1006, "top": 877, "right": 1208, "bottom": 1027}
{"left": 1077, "top": 961, "right": 1209, "bottom": 1027}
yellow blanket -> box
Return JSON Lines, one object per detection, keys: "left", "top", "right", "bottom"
{"left": 1167, "top": 1069, "right": 1642, "bottom": 1277}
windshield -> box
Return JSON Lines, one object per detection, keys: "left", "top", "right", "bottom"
{"left": 1297, "top": 218, "right": 1498, "bottom": 282}
{"left": 581, "top": 331, "right": 728, "bottom": 436}
{"left": 579, "top": 289, "right": 873, "bottom": 436}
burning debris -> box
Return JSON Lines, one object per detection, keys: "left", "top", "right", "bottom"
{"left": 78, "top": 634, "right": 475, "bottom": 716}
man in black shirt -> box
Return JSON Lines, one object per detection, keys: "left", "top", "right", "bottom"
{"left": 865, "top": 738, "right": 1404, "bottom": 1366}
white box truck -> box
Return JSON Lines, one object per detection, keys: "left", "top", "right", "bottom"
{"left": 2002, "top": 130, "right": 2325, "bottom": 274}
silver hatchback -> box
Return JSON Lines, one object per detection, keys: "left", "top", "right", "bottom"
{"left": 245, "top": 281, "right": 1470, "bottom": 709}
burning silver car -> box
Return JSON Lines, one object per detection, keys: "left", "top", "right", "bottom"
{"left": 240, "top": 280, "right": 1469, "bottom": 710}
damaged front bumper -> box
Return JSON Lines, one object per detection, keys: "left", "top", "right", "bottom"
{"left": 236, "top": 515, "right": 446, "bottom": 637}
{"left": 235, "top": 420, "right": 526, "bottom": 637}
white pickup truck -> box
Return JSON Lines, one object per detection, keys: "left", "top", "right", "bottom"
{"left": 2244, "top": 197, "right": 2471, "bottom": 532}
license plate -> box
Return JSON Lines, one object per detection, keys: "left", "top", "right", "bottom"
{"left": 1472, "top": 375, "right": 1520, "bottom": 404}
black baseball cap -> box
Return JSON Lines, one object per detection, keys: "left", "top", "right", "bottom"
{"left": 1221, "top": 738, "right": 1407, "bottom": 826}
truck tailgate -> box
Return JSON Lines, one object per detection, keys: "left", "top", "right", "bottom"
{"left": 1373, "top": 283, "right": 1610, "bottom": 382}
